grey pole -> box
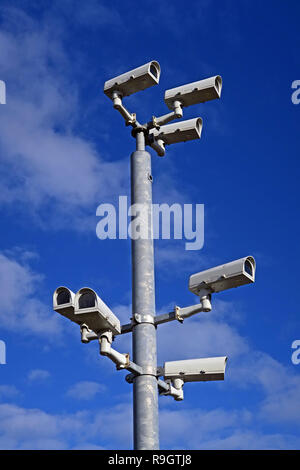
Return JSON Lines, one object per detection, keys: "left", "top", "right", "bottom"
{"left": 131, "top": 129, "right": 159, "bottom": 450}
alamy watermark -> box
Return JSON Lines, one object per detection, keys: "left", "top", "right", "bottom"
{"left": 96, "top": 196, "right": 204, "bottom": 250}
{"left": 0, "top": 80, "right": 6, "bottom": 104}
{"left": 0, "top": 340, "right": 6, "bottom": 365}
{"left": 291, "top": 80, "right": 300, "bottom": 104}
{"left": 291, "top": 340, "right": 300, "bottom": 365}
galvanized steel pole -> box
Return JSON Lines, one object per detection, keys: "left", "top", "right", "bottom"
{"left": 131, "top": 130, "right": 159, "bottom": 450}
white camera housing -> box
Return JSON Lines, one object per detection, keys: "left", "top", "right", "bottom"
{"left": 53, "top": 287, "right": 79, "bottom": 324}
{"left": 164, "top": 356, "right": 227, "bottom": 382}
{"left": 149, "top": 117, "right": 203, "bottom": 145}
{"left": 104, "top": 61, "right": 161, "bottom": 99}
{"left": 164, "top": 75, "right": 222, "bottom": 109}
{"left": 74, "top": 287, "right": 121, "bottom": 335}
{"left": 189, "top": 256, "right": 256, "bottom": 295}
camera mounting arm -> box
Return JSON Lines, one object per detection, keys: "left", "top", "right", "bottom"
{"left": 110, "top": 92, "right": 184, "bottom": 157}
{"left": 148, "top": 137, "right": 165, "bottom": 157}
{"left": 147, "top": 100, "right": 183, "bottom": 129}
{"left": 154, "top": 292, "right": 212, "bottom": 326}
{"left": 79, "top": 291, "right": 213, "bottom": 344}
{"left": 125, "top": 371, "right": 184, "bottom": 401}
{"left": 98, "top": 330, "right": 143, "bottom": 376}
{"left": 158, "top": 377, "right": 184, "bottom": 401}
{"left": 111, "top": 91, "right": 141, "bottom": 127}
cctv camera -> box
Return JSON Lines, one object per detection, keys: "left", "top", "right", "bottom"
{"left": 104, "top": 60, "right": 161, "bottom": 99}
{"left": 163, "top": 356, "right": 227, "bottom": 383}
{"left": 164, "top": 75, "right": 222, "bottom": 109}
{"left": 148, "top": 117, "right": 203, "bottom": 146}
{"left": 189, "top": 256, "right": 256, "bottom": 295}
{"left": 53, "top": 286, "right": 80, "bottom": 324}
{"left": 74, "top": 287, "right": 121, "bottom": 335}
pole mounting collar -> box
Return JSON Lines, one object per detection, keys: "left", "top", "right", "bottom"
{"left": 132, "top": 313, "right": 155, "bottom": 325}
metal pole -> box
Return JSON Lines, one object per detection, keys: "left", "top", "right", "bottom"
{"left": 131, "top": 130, "right": 159, "bottom": 450}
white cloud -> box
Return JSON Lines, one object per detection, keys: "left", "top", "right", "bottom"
{"left": 66, "top": 381, "right": 106, "bottom": 400}
{"left": 27, "top": 369, "right": 51, "bottom": 382}
{"left": 159, "top": 406, "right": 253, "bottom": 449}
{"left": 260, "top": 385, "right": 300, "bottom": 424}
{"left": 0, "top": 398, "right": 299, "bottom": 450}
{"left": 155, "top": 242, "right": 208, "bottom": 275}
{"left": 0, "top": 7, "right": 127, "bottom": 228}
{"left": 0, "top": 403, "right": 76, "bottom": 449}
{"left": 195, "top": 430, "right": 300, "bottom": 450}
{"left": 71, "top": 442, "right": 106, "bottom": 450}
{"left": 228, "top": 350, "right": 300, "bottom": 426}
{"left": 0, "top": 251, "right": 60, "bottom": 336}
{"left": 159, "top": 404, "right": 300, "bottom": 449}
{"left": 0, "top": 385, "right": 20, "bottom": 400}
{"left": 0, "top": 401, "right": 132, "bottom": 449}
{"left": 157, "top": 314, "right": 249, "bottom": 363}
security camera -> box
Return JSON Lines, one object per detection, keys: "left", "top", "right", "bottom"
{"left": 148, "top": 117, "right": 203, "bottom": 146}
{"left": 189, "top": 256, "right": 256, "bottom": 295}
{"left": 74, "top": 287, "right": 121, "bottom": 335}
{"left": 164, "top": 75, "right": 222, "bottom": 109}
{"left": 53, "top": 286, "right": 79, "bottom": 324}
{"left": 163, "top": 356, "right": 227, "bottom": 382}
{"left": 104, "top": 60, "right": 161, "bottom": 99}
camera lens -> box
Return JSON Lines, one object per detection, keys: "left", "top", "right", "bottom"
{"left": 244, "top": 260, "right": 253, "bottom": 276}
{"left": 57, "top": 290, "right": 71, "bottom": 305}
{"left": 79, "top": 292, "right": 96, "bottom": 309}
{"left": 150, "top": 64, "right": 158, "bottom": 78}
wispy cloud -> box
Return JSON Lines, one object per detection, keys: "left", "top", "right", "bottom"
{"left": 66, "top": 381, "right": 106, "bottom": 400}
{"left": 0, "top": 401, "right": 132, "bottom": 449}
{"left": 0, "top": 396, "right": 299, "bottom": 450}
{"left": 52, "top": 0, "right": 123, "bottom": 28}
{"left": 0, "top": 251, "right": 60, "bottom": 336}
{"left": 0, "top": 6, "right": 127, "bottom": 228}
{"left": 0, "top": 385, "right": 20, "bottom": 400}
{"left": 27, "top": 369, "right": 50, "bottom": 382}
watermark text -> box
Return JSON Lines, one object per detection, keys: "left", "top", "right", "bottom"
{"left": 291, "top": 340, "right": 300, "bottom": 365}
{"left": 96, "top": 196, "right": 204, "bottom": 250}
{"left": 291, "top": 80, "right": 300, "bottom": 104}
{"left": 0, "top": 340, "right": 6, "bottom": 365}
{"left": 0, "top": 80, "right": 6, "bottom": 104}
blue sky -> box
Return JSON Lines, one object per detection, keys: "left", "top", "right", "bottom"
{"left": 0, "top": 0, "right": 300, "bottom": 450}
